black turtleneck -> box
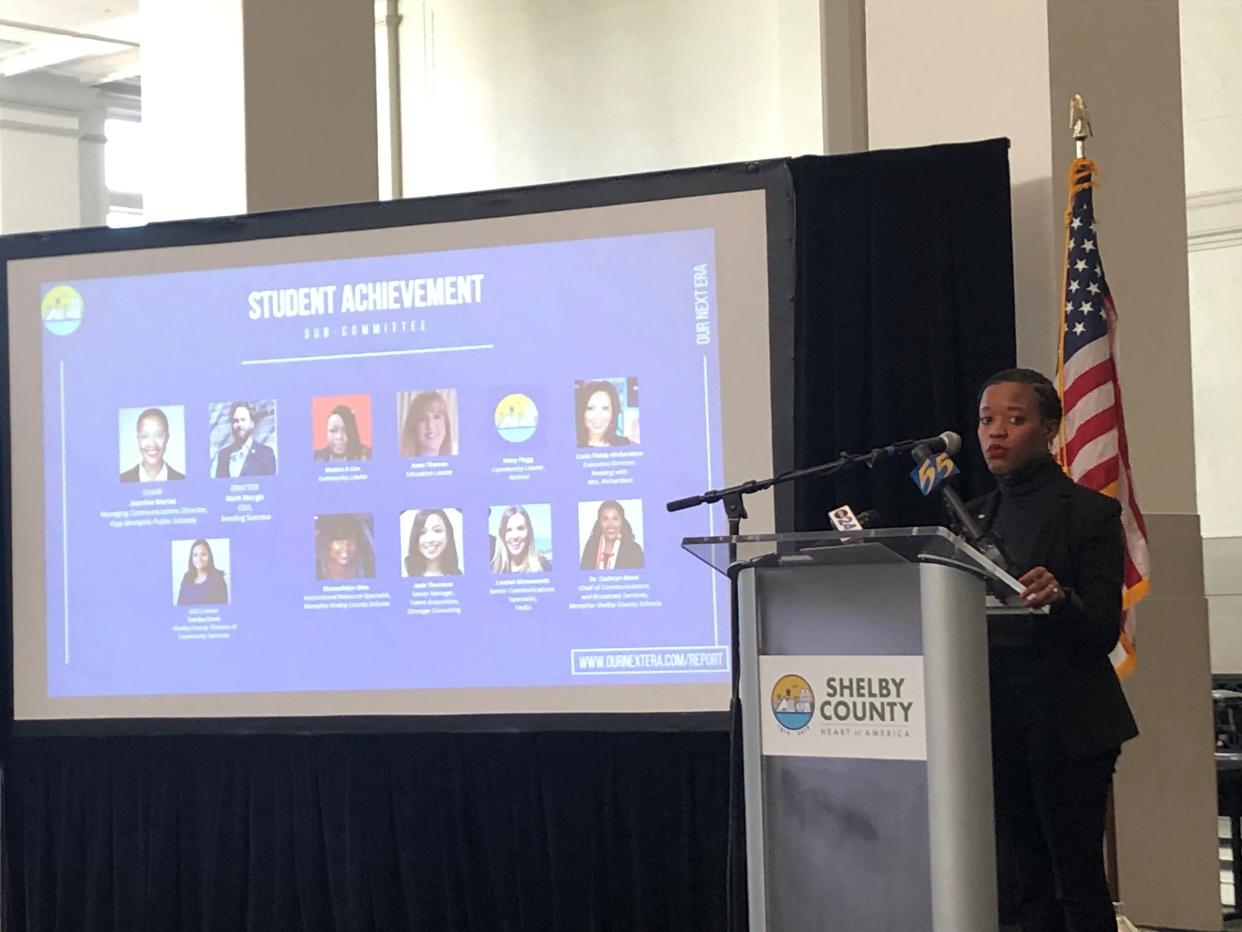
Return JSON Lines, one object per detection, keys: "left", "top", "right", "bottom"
{"left": 987, "top": 455, "right": 1067, "bottom": 702}
{"left": 990, "top": 455, "right": 1065, "bottom": 577}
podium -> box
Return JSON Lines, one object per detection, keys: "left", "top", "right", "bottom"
{"left": 683, "top": 527, "right": 1037, "bottom": 932}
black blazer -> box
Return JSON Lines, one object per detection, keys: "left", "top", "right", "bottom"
{"left": 969, "top": 471, "right": 1138, "bottom": 760}
{"left": 120, "top": 463, "right": 185, "bottom": 482}
{"left": 214, "top": 440, "right": 277, "bottom": 477}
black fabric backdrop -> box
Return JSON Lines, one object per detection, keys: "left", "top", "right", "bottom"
{"left": 2, "top": 139, "right": 1015, "bottom": 931}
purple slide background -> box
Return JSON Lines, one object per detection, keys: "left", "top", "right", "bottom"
{"left": 39, "top": 229, "right": 729, "bottom": 698}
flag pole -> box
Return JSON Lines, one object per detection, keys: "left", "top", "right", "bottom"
{"left": 1067, "top": 92, "right": 1141, "bottom": 932}
{"left": 1072, "top": 92, "right": 1116, "bottom": 903}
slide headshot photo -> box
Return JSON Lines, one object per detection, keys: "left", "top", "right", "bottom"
{"left": 578, "top": 499, "right": 645, "bottom": 570}
{"left": 210, "top": 400, "right": 277, "bottom": 478}
{"left": 397, "top": 389, "right": 458, "bottom": 458}
{"left": 312, "top": 395, "right": 372, "bottom": 462}
{"left": 118, "top": 405, "right": 186, "bottom": 482}
{"left": 400, "top": 507, "right": 464, "bottom": 577}
{"left": 488, "top": 503, "right": 553, "bottom": 573}
{"left": 172, "top": 537, "right": 230, "bottom": 605}
{"left": 315, "top": 513, "right": 376, "bottom": 580}
{"left": 574, "top": 377, "right": 639, "bottom": 448}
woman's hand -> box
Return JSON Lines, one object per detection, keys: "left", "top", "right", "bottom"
{"left": 1019, "top": 565, "right": 1066, "bottom": 608}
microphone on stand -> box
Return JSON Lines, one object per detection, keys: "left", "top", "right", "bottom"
{"left": 885, "top": 431, "right": 961, "bottom": 458}
{"left": 905, "top": 430, "right": 1011, "bottom": 571}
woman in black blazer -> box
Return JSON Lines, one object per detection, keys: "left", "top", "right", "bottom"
{"left": 971, "top": 367, "right": 1137, "bottom": 932}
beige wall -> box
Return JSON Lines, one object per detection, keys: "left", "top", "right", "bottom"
{"left": 395, "top": 0, "right": 825, "bottom": 196}
{"left": 867, "top": 2, "right": 1217, "bottom": 927}
{"left": 1048, "top": 0, "right": 1196, "bottom": 516}
{"left": 242, "top": 0, "right": 378, "bottom": 212}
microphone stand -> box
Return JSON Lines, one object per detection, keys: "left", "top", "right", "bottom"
{"left": 666, "top": 443, "right": 898, "bottom": 535}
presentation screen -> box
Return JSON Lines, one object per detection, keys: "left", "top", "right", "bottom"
{"left": 6, "top": 186, "right": 778, "bottom": 723}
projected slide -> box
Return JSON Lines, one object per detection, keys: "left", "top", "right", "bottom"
{"left": 35, "top": 229, "right": 730, "bottom": 703}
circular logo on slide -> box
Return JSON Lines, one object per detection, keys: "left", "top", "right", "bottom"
{"left": 41, "top": 285, "right": 84, "bottom": 336}
{"left": 771, "top": 674, "right": 814, "bottom": 731}
{"left": 494, "top": 393, "right": 538, "bottom": 443}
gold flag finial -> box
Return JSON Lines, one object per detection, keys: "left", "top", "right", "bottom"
{"left": 1070, "top": 94, "right": 1092, "bottom": 157}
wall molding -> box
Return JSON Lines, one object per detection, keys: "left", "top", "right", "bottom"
{"left": 1187, "top": 185, "right": 1242, "bottom": 252}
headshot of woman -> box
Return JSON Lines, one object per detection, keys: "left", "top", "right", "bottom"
{"left": 403, "top": 508, "right": 462, "bottom": 577}
{"left": 971, "top": 367, "right": 1137, "bottom": 931}
{"left": 314, "top": 404, "right": 371, "bottom": 462}
{"left": 490, "top": 505, "right": 552, "bottom": 573}
{"left": 176, "top": 539, "right": 228, "bottom": 605}
{"left": 579, "top": 500, "right": 644, "bottom": 570}
{"left": 575, "top": 380, "right": 633, "bottom": 448}
{"left": 315, "top": 514, "right": 376, "bottom": 580}
{"left": 120, "top": 407, "right": 186, "bottom": 482}
{"left": 401, "top": 391, "right": 454, "bottom": 458}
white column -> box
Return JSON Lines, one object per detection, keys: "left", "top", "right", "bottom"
{"left": 141, "top": 0, "right": 378, "bottom": 221}
{"left": 865, "top": 1, "right": 1216, "bottom": 928}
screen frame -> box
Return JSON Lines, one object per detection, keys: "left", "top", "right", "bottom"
{"left": 0, "top": 158, "right": 797, "bottom": 736}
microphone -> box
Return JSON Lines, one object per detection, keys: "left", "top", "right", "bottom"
{"left": 902, "top": 438, "right": 1012, "bottom": 571}
{"left": 885, "top": 431, "right": 961, "bottom": 458}
{"left": 828, "top": 505, "right": 884, "bottom": 531}
{"left": 856, "top": 509, "right": 883, "bottom": 528}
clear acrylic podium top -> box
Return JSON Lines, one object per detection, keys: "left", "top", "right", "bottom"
{"left": 682, "top": 526, "right": 1040, "bottom": 612}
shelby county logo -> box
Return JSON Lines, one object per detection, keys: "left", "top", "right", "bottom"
{"left": 771, "top": 674, "right": 814, "bottom": 731}
{"left": 42, "top": 285, "right": 84, "bottom": 336}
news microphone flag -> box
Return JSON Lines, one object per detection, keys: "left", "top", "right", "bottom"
{"left": 910, "top": 453, "right": 959, "bottom": 496}
{"left": 1054, "top": 158, "right": 1150, "bottom": 677}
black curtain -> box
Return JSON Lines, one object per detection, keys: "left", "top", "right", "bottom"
{"left": 787, "top": 138, "right": 1017, "bottom": 529}
{"left": 3, "top": 732, "right": 730, "bottom": 932}
{"left": 2, "top": 140, "right": 1016, "bottom": 932}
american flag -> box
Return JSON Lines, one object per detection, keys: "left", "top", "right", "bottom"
{"left": 1054, "top": 158, "right": 1150, "bottom": 676}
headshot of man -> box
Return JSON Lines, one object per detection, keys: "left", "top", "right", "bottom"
{"left": 579, "top": 499, "right": 645, "bottom": 570}
{"left": 120, "top": 407, "right": 186, "bottom": 482}
{"left": 400, "top": 390, "right": 456, "bottom": 458}
{"left": 490, "top": 505, "right": 552, "bottom": 573}
{"left": 213, "top": 402, "right": 277, "bottom": 477}
{"left": 403, "top": 508, "right": 462, "bottom": 577}
{"left": 176, "top": 538, "right": 229, "bottom": 605}
{"left": 315, "top": 513, "right": 376, "bottom": 580}
{"left": 314, "top": 403, "right": 371, "bottom": 462}
{"left": 575, "top": 379, "right": 636, "bottom": 448}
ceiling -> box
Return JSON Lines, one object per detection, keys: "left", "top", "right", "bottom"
{"left": 0, "top": 0, "right": 140, "bottom": 84}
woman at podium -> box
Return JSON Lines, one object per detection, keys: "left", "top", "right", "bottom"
{"left": 972, "top": 367, "right": 1137, "bottom": 932}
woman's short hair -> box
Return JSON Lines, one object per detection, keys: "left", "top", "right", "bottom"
{"left": 977, "top": 368, "right": 1063, "bottom": 424}
{"left": 575, "top": 380, "right": 624, "bottom": 446}
{"left": 405, "top": 508, "right": 461, "bottom": 575}
{"left": 137, "top": 407, "right": 169, "bottom": 433}
{"left": 328, "top": 404, "right": 364, "bottom": 456}
{"left": 402, "top": 391, "right": 453, "bottom": 456}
